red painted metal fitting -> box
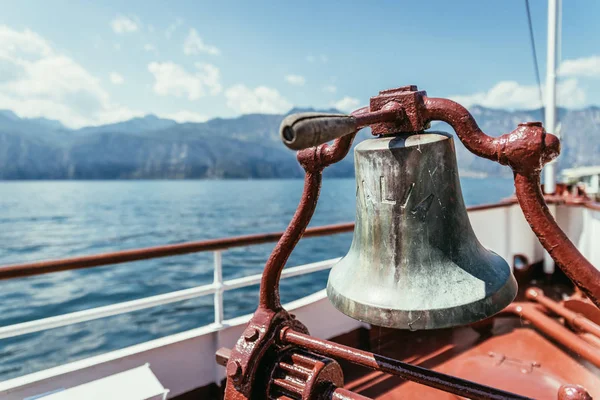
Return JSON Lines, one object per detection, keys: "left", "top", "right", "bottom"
{"left": 494, "top": 124, "right": 559, "bottom": 174}
{"left": 227, "top": 360, "right": 242, "bottom": 380}
{"left": 243, "top": 327, "right": 260, "bottom": 342}
{"left": 369, "top": 85, "right": 429, "bottom": 135}
{"left": 558, "top": 384, "right": 592, "bottom": 400}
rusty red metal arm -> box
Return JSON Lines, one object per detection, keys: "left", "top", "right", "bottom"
{"left": 258, "top": 169, "right": 322, "bottom": 310}
{"left": 423, "top": 97, "right": 560, "bottom": 171}
{"left": 258, "top": 130, "right": 357, "bottom": 311}
{"left": 258, "top": 104, "right": 363, "bottom": 311}
{"left": 423, "top": 97, "right": 499, "bottom": 161}
{"left": 224, "top": 131, "right": 358, "bottom": 399}
{"left": 423, "top": 96, "right": 600, "bottom": 309}
{"left": 514, "top": 174, "right": 600, "bottom": 308}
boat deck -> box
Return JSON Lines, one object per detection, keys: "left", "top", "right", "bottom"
{"left": 340, "top": 318, "right": 599, "bottom": 399}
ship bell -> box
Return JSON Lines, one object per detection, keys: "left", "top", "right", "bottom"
{"left": 326, "top": 132, "right": 517, "bottom": 330}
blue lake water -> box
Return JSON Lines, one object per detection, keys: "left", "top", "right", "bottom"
{"left": 0, "top": 178, "right": 514, "bottom": 380}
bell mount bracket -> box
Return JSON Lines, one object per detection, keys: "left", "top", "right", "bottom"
{"left": 219, "top": 85, "right": 597, "bottom": 400}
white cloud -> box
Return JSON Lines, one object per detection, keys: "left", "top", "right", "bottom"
{"left": 307, "top": 54, "right": 328, "bottom": 64}
{"left": 165, "top": 18, "right": 183, "bottom": 39}
{"left": 0, "top": 25, "right": 142, "bottom": 128}
{"left": 148, "top": 61, "right": 221, "bottom": 100}
{"left": 560, "top": 55, "right": 600, "bottom": 78}
{"left": 332, "top": 96, "right": 360, "bottom": 112}
{"left": 109, "top": 72, "right": 124, "bottom": 85}
{"left": 159, "top": 110, "right": 209, "bottom": 123}
{"left": 143, "top": 43, "right": 157, "bottom": 53}
{"left": 285, "top": 74, "right": 305, "bottom": 86}
{"left": 93, "top": 35, "right": 104, "bottom": 49}
{"left": 225, "top": 84, "right": 292, "bottom": 114}
{"left": 183, "top": 28, "right": 220, "bottom": 56}
{"left": 450, "top": 79, "right": 586, "bottom": 109}
{"left": 323, "top": 85, "right": 337, "bottom": 93}
{"left": 110, "top": 15, "right": 139, "bottom": 34}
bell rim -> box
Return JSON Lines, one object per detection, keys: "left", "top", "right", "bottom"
{"left": 326, "top": 273, "right": 518, "bottom": 330}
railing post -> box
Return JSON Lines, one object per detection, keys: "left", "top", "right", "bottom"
{"left": 213, "top": 250, "right": 224, "bottom": 326}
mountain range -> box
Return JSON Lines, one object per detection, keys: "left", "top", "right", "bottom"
{"left": 0, "top": 106, "right": 598, "bottom": 180}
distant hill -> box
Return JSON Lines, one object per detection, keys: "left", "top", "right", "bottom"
{"left": 0, "top": 106, "right": 597, "bottom": 179}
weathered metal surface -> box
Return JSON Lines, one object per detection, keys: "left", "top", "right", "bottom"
{"left": 368, "top": 86, "right": 429, "bottom": 135}
{"left": 279, "top": 327, "right": 531, "bottom": 400}
{"left": 223, "top": 307, "right": 309, "bottom": 399}
{"left": 268, "top": 350, "right": 344, "bottom": 399}
{"left": 327, "top": 132, "right": 516, "bottom": 329}
{"left": 217, "top": 342, "right": 356, "bottom": 399}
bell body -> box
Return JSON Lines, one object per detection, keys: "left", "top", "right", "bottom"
{"left": 327, "top": 132, "right": 517, "bottom": 330}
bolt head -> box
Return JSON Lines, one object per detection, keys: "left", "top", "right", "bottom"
{"left": 243, "top": 327, "right": 259, "bottom": 342}
{"left": 227, "top": 360, "right": 242, "bottom": 379}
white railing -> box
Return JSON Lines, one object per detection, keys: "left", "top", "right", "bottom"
{"left": 0, "top": 255, "right": 341, "bottom": 340}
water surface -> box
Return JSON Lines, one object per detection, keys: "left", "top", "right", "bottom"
{"left": 0, "top": 178, "right": 514, "bottom": 380}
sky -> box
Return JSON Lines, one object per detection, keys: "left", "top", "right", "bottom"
{"left": 1, "top": 0, "right": 599, "bottom": 128}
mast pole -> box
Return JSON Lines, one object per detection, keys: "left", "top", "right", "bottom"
{"left": 543, "top": 0, "right": 560, "bottom": 275}
{"left": 544, "top": 0, "right": 559, "bottom": 194}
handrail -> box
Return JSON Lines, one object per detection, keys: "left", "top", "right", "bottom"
{"left": 0, "top": 199, "right": 595, "bottom": 341}
{"left": 0, "top": 223, "right": 354, "bottom": 281}
{"left": 0, "top": 258, "right": 340, "bottom": 340}
{"left": 0, "top": 202, "right": 519, "bottom": 281}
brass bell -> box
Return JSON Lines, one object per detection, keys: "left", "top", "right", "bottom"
{"left": 326, "top": 131, "right": 517, "bottom": 330}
